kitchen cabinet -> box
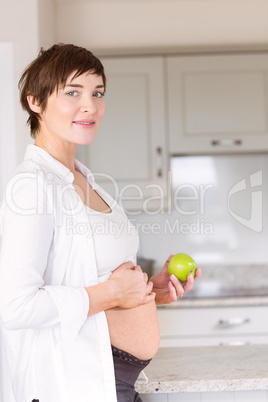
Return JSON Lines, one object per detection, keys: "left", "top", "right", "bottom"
{"left": 167, "top": 53, "right": 268, "bottom": 154}
{"left": 77, "top": 56, "right": 168, "bottom": 214}
{"left": 157, "top": 305, "right": 268, "bottom": 347}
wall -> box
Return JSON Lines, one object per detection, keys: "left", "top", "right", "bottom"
{"left": 56, "top": 0, "right": 268, "bottom": 53}
{"left": 0, "top": 43, "right": 17, "bottom": 201}
{"left": 0, "top": 0, "right": 39, "bottom": 165}
{"left": 38, "top": 0, "right": 56, "bottom": 50}
{"left": 0, "top": 0, "right": 55, "bottom": 167}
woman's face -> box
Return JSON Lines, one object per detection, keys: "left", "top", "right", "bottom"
{"left": 35, "top": 71, "right": 105, "bottom": 146}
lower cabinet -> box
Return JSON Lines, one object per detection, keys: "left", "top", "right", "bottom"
{"left": 157, "top": 305, "right": 268, "bottom": 347}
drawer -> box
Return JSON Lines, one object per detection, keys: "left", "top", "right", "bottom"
{"left": 157, "top": 306, "right": 268, "bottom": 337}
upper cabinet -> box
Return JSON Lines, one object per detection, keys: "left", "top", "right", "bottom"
{"left": 78, "top": 56, "right": 167, "bottom": 213}
{"left": 167, "top": 54, "right": 268, "bottom": 154}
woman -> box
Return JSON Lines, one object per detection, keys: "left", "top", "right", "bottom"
{"left": 0, "top": 44, "right": 200, "bottom": 402}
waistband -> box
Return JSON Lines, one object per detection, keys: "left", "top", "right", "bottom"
{"left": 112, "top": 345, "right": 151, "bottom": 386}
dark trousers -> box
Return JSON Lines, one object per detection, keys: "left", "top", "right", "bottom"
{"left": 112, "top": 345, "right": 151, "bottom": 402}
{"left": 116, "top": 379, "right": 143, "bottom": 402}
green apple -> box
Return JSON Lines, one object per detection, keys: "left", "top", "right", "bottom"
{"left": 168, "top": 253, "right": 197, "bottom": 282}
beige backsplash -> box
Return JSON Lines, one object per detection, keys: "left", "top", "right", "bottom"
{"left": 196, "top": 264, "right": 268, "bottom": 290}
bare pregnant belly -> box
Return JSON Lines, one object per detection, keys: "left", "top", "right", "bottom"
{"left": 105, "top": 301, "right": 160, "bottom": 360}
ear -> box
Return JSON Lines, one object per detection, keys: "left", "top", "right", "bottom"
{"left": 27, "top": 95, "right": 42, "bottom": 113}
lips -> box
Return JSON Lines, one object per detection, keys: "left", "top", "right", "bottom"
{"left": 73, "top": 120, "right": 95, "bottom": 126}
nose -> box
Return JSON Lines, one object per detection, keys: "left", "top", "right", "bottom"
{"left": 81, "top": 94, "right": 96, "bottom": 114}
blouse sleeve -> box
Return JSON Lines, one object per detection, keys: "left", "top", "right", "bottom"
{"left": 0, "top": 171, "right": 89, "bottom": 342}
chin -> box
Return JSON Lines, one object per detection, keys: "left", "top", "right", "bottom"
{"left": 77, "top": 134, "right": 97, "bottom": 145}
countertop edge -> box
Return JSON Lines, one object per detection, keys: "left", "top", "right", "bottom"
{"left": 157, "top": 295, "right": 268, "bottom": 309}
{"left": 136, "top": 378, "right": 268, "bottom": 394}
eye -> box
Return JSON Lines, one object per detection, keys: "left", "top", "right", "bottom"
{"left": 93, "top": 91, "right": 104, "bottom": 98}
{"left": 66, "top": 91, "right": 79, "bottom": 97}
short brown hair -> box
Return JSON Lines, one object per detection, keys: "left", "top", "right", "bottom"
{"left": 19, "top": 43, "right": 106, "bottom": 138}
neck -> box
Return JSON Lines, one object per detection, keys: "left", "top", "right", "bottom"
{"left": 35, "top": 134, "right": 77, "bottom": 174}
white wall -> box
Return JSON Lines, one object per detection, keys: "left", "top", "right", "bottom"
{"left": 0, "top": 0, "right": 39, "bottom": 164}
{"left": 38, "top": 0, "right": 56, "bottom": 49}
{"left": 0, "top": 43, "right": 17, "bottom": 201}
{"left": 56, "top": 0, "right": 268, "bottom": 53}
{"left": 0, "top": 0, "right": 55, "bottom": 166}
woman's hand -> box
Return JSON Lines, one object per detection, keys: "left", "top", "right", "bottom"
{"left": 109, "top": 261, "right": 156, "bottom": 309}
{"left": 85, "top": 261, "right": 155, "bottom": 316}
{"left": 149, "top": 255, "right": 201, "bottom": 305}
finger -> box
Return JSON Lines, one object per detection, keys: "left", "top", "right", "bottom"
{"left": 147, "top": 280, "right": 153, "bottom": 293}
{"left": 165, "top": 254, "right": 174, "bottom": 266}
{"left": 194, "top": 268, "right": 201, "bottom": 280}
{"left": 134, "top": 265, "right": 142, "bottom": 272}
{"left": 183, "top": 274, "right": 195, "bottom": 293}
{"left": 170, "top": 274, "right": 184, "bottom": 297}
{"left": 168, "top": 281, "right": 178, "bottom": 302}
{"left": 144, "top": 292, "right": 156, "bottom": 304}
{"left": 161, "top": 255, "right": 174, "bottom": 275}
{"left": 116, "top": 261, "right": 135, "bottom": 271}
{"left": 143, "top": 272, "right": 148, "bottom": 283}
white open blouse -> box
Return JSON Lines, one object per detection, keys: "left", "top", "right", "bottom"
{"left": 0, "top": 144, "right": 139, "bottom": 402}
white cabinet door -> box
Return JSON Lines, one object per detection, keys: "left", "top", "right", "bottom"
{"left": 157, "top": 305, "right": 268, "bottom": 347}
{"left": 167, "top": 54, "right": 268, "bottom": 154}
{"left": 77, "top": 57, "right": 167, "bottom": 214}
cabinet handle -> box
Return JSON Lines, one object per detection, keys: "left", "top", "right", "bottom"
{"left": 211, "top": 139, "right": 242, "bottom": 147}
{"left": 218, "top": 317, "right": 250, "bottom": 328}
{"left": 219, "top": 341, "right": 251, "bottom": 346}
{"left": 156, "top": 147, "right": 163, "bottom": 177}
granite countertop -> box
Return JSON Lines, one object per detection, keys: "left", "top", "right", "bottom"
{"left": 135, "top": 345, "right": 268, "bottom": 394}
